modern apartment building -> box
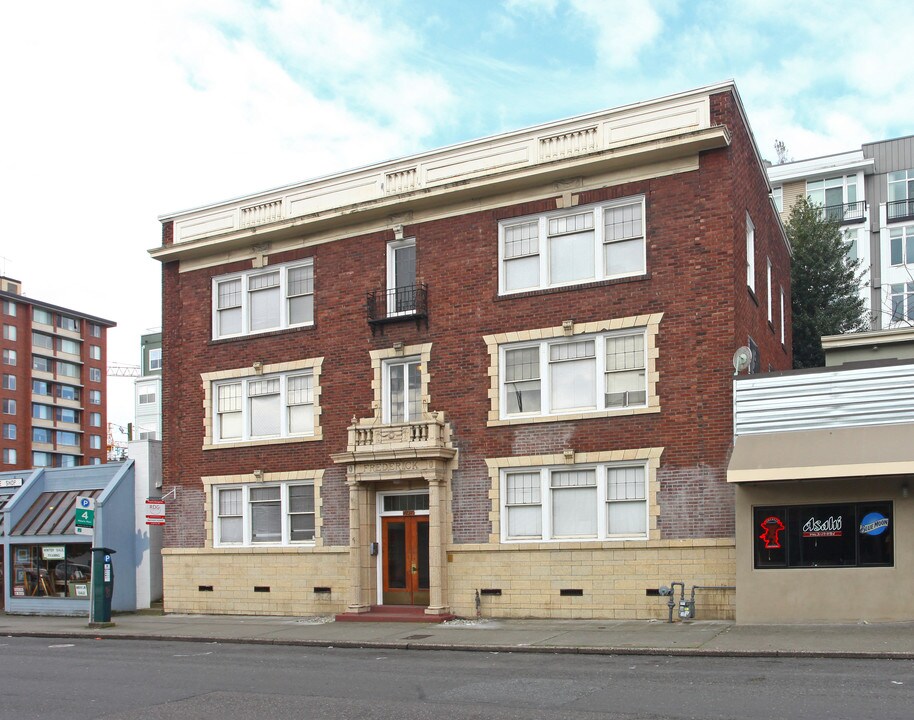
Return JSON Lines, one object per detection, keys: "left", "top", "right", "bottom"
{"left": 0, "top": 277, "right": 116, "bottom": 471}
{"left": 768, "top": 135, "right": 914, "bottom": 330}
{"left": 151, "top": 82, "right": 789, "bottom": 620}
{"left": 134, "top": 332, "right": 162, "bottom": 441}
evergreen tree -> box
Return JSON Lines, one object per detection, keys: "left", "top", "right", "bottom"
{"left": 787, "top": 197, "right": 867, "bottom": 368}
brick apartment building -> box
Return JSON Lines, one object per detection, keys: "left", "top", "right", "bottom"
{"left": 0, "top": 277, "right": 115, "bottom": 471}
{"left": 152, "top": 81, "right": 789, "bottom": 620}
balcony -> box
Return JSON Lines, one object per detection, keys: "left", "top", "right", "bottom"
{"left": 332, "top": 413, "right": 456, "bottom": 479}
{"left": 366, "top": 283, "right": 428, "bottom": 335}
{"left": 822, "top": 200, "right": 866, "bottom": 225}
{"left": 887, "top": 198, "right": 914, "bottom": 223}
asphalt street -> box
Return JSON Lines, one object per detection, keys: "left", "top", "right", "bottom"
{"left": 1, "top": 636, "right": 912, "bottom": 720}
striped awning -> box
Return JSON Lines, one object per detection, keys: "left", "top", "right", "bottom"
{"left": 11, "top": 489, "right": 102, "bottom": 536}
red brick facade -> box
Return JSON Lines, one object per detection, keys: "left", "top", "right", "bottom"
{"left": 159, "top": 88, "right": 790, "bottom": 550}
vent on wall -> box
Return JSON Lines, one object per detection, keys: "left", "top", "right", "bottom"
{"left": 198, "top": 585, "right": 214, "bottom": 592}
{"left": 254, "top": 586, "right": 271, "bottom": 593}
{"left": 313, "top": 587, "right": 332, "bottom": 594}
{"left": 559, "top": 588, "right": 584, "bottom": 597}
{"left": 479, "top": 588, "right": 502, "bottom": 596}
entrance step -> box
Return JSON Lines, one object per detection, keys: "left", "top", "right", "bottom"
{"left": 335, "top": 605, "right": 456, "bottom": 623}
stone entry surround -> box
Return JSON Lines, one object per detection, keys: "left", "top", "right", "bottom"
{"left": 332, "top": 413, "right": 456, "bottom": 616}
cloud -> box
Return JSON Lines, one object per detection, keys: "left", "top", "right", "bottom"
{"left": 568, "top": 0, "right": 663, "bottom": 70}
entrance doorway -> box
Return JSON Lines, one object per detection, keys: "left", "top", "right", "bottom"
{"left": 381, "top": 515, "right": 429, "bottom": 606}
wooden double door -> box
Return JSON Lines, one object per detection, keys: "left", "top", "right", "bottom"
{"left": 381, "top": 515, "right": 429, "bottom": 606}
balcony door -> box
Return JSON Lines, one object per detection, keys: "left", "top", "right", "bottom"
{"left": 387, "top": 239, "right": 416, "bottom": 316}
{"left": 384, "top": 358, "right": 421, "bottom": 424}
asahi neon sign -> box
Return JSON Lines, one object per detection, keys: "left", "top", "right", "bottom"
{"left": 802, "top": 515, "right": 842, "bottom": 538}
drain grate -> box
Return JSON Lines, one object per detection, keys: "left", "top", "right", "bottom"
{"left": 404, "top": 633, "right": 433, "bottom": 640}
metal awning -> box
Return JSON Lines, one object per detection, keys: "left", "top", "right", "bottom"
{"left": 0, "top": 493, "right": 13, "bottom": 535}
{"left": 10, "top": 489, "right": 102, "bottom": 536}
{"left": 728, "top": 423, "right": 914, "bottom": 483}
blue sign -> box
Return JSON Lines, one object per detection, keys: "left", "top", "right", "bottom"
{"left": 859, "top": 512, "right": 889, "bottom": 536}
{"left": 80, "top": 498, "right": 91, "bottom": 508}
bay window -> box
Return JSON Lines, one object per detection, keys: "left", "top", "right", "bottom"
{"left": 500, "top": 330, "right": 647, "bottom": 419}
{"left": 213, "top": 259, "right": 314, "bottom": 339}
{"left": 499, "top": 196, "right": 645, "bottom": 294}
{"left": 214, "top": 482, "right": 315, "bottom": 546}
{"left": 502, "top": 462, "right": 647, "bottom": 542}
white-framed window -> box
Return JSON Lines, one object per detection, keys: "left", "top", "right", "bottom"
{"left": 779, "top": 286, "right": 785, "bottom": 345}
{"left": 501, "top": 330, "right": 646, "bottom": 419}
{"left": 138, "top": 383, "right": 157, "bottom": 405}
{"left": 89, "top": 367, "right": 101, "bottom": 382}
{"left": 386, "top": 238, "right": 417, "bottom": 316}
{"left": 89, "top": 390, "right": 101, "bottom": 405}
{"left": 212, "top": 259, "right": 314, "bottom": 339}
{"left": 57, "top": 315, "right": 78, "bottom": 332}
{"left": 2, "top": 300, "right": 15, "bottom": 317}
{"left": 89, "top": 345, "right": 101, "bottom": 360}
{"left": 2, "top": 374, "right": 15, "bottom": 390}
{"left": 57, "top": 431, "right": 79, "bottom": 447}
{"left": 2, "top": 423, "right": 15, "bottom": 440}
{"left": 148, "top": 348, "right": 162, "bottom": 371}
{"left": 2, "top": 448, "right": 15, "bottom": 465}
{"left": 89, "top": 435, "right": 102, "bottom": 450}
{"left": 89, "top": 412, "right": 102, "bottom": 427}
{"left": 890, "top": 282, "right": 914, "bottom": 324}
{"left": 33, "top": 308, "right": 52, "bottom": 325}
{"left": 89, "top": 457, "right": 102, "bottom": 465}
{"left": 772, "top": 186, "right": 783, "bottom": 213}
{"left": 214, "top": 482, "right": 315, "bottom": 546}
{"left": 3, "top": 324, "right": 16, "bottom": 341}
{"left": 90, "top": 323, "right": 102, "bottom": 338}
{"left": 2, "top": 349, "right": 15, "bottom": 365}
{"left": 889, "top": 226, "right": 914, "bottom": 266}
{"left": 3, "top": 398, "right": 16, "bottom": 414}
{"left": 766, "top": 258, "right": 773, "bottom": 323}
{"left": 383, "top": 358, "right": 421, "bottom": 423}
{"left": 889, "top": 169, "right": 914, "bottom": 198}
{"left": 499, "top": 196, "right": 646, "bottom": 294}
{"left": 58, "top": 337, "right": 80, "bottom": 354}
{"left": 502, "top": 462, "right": 647, "bottom": 542}
{"left": 746, "top": 212, "right": 755, "bottom": 292}
{"left": 58, "top": 361, "right": 79, "bottom": 378}
{"left": 807, "top": 175, "right": 858, "bottom": 220}
{"left": 213, "top": 371, "right": 315, "bottom": 443}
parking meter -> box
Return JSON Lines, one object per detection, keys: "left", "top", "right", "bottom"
{"left": 90, "top": 547, "right": 116, "bottom": 624}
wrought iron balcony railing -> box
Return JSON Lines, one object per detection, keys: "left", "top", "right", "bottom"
{"left": 366, "top": 283, "right": 428, "bottom": 334}
{"left": 887, "top": 199, "right": 914, "bottom": 223}
{"left": 822, "top": 200, "right": 866, "bottom": 224}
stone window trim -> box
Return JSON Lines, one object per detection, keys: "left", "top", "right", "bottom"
{"left": 201, "top": 357, "right": 323, "bottom": 450}
{"left": 485, "top": 447, "right": 664, "bottom": 545}
{"left": 483, "top": 314, "right": 662, "bottom": 427}
{"left": 368, "top": 343, "right": 433, "bottom": 422}
{"left": 202, "top": 469, "right": 325, "bottom": 548}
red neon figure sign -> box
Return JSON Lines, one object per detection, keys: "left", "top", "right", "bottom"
{"left": 759, "top": 516, "right": 785, "bottom": 549}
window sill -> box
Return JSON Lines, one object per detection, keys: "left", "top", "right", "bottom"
{"left": 500, "top": 536, "right": 649, "bottom": 546}
{"left": 488, "top": 404, "right": 660, "bottom": 427}
{"left": 747, "top": 287, "right": 759, "bottom": 306}
{"left": 497, "top": 273, "right": 650, "bottom": 301}
{"left": 210, "top": 323, "right": 315, "bottom": 346}
{"left": 203, "top": 433, "right": 322, "bottom": 451}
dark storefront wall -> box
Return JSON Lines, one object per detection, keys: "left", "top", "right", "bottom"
{"left": 735, "top": 476, "right": 913, "bottom": 623}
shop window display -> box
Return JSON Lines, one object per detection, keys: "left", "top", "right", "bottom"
{"left": 10, "top": 543, "right": 92, "bottom": 598}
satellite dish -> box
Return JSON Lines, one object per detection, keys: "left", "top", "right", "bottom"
{"left": 733, "top": 346, "right": 752, "bottom": 375}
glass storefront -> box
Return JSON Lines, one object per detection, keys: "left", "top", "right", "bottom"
{"left": 10, "top": 543, "right": 92, "bottom": 598}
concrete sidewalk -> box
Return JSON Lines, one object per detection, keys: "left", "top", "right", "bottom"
{"left": 2, "top": 612, "right": 913, "bottom": 659}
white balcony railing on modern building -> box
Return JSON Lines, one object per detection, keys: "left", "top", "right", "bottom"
{"left": 733, "top": 361, "right": 914, "bottom": 436}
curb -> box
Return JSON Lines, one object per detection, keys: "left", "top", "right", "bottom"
{"left": 5, "top": 630, "right": 914, "bottom": 661}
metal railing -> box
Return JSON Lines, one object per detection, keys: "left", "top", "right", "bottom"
{"left": 822, "top": 200, "right": 866, "bottom": 224}
{"left": 367, "top": 283, "right": 428, "bottom": 323}
{"left": 887, "top": 199, "right": 914, "bottom": 223}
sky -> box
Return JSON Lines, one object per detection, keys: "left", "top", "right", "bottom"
{"left": 1, "top": 0, "right": 912, "bottom": 435}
